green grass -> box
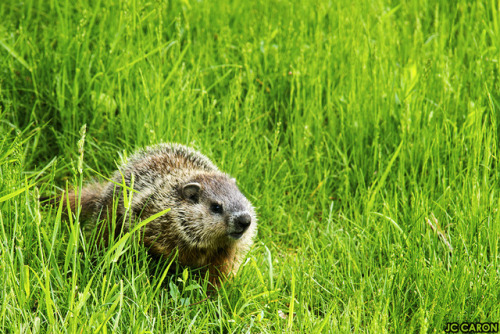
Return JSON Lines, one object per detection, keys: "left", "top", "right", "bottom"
{"left": 1, "top": 0, "right": 500, "bottom": 332}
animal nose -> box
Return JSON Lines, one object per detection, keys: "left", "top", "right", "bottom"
{"left": 235, "top": 213, "right": 251, "bottom": 232}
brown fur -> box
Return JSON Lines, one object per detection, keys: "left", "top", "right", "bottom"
{"left": 59, "top": 143, "right": 257, "bottom": 286}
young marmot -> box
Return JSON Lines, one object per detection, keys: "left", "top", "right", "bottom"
{"left": 63, "top": 143, "right": 257, "bottom": 285}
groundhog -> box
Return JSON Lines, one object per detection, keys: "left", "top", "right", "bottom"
{"left": 62, "top": 143, "right": 257, "bottom": 285}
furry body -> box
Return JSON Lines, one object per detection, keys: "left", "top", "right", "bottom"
{"left": 65, "top": 143, "right": 257, "bottom": 284}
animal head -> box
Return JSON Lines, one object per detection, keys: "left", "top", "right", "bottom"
{"left": 172, "top": 173, "right": 257, "bottom": 249}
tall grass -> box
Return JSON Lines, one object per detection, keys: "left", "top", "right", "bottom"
{"left": 1, "top": 0, "right": 499, "bottom": 332}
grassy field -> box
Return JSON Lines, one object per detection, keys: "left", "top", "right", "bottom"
{"left": 1, "top": 0, "right": 499, "bottom": 332}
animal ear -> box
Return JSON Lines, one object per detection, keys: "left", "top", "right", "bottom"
{"left": 182, "top": 182, "right": 201, "bottom": 203}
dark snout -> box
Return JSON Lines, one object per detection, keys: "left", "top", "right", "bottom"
{"left": 228, "top": 213, "right": 252, "bottom": 239}
{"left": 235, "top": 213, "right": 251, "bottom": 230}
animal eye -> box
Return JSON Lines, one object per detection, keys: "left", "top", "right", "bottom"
{"left": 210, "top": 203, "right": 223, "bottom": 214}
